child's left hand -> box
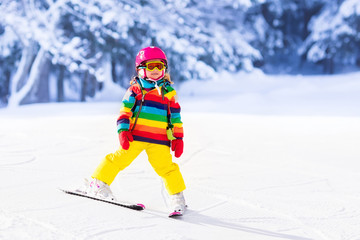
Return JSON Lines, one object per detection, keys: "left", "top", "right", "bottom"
{"left": 119, "top": 131, "right": 133, "bottom": 150}
{"left": 171, "top": 139, "right": 183, "bottom": 158}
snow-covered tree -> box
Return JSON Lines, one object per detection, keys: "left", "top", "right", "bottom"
{"left": 0, "top": 0, "right": 66, "bottom": 106}
{"left": 150, "top": 0, "right": 262, "bottom": 80}
{"left": 300, "top": 0, "right": 360, "bottom": 73}
{"left": 0, "top": 23, "right": 21, "bottom": 106}
{"left": 1, "top": 0, "right": 359, "bottom": 107}
{"left": 1, "top": 0, "right": 265, "bottom": 106}
{"left": 1, "top": 0, "right": 134, "bottom": 105}
{"left": 244, "top": 0, "right": 328, "bottom": 73}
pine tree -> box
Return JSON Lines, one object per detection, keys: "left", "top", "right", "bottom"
{"left": 300, "top": 0, "right": 360, "bottom": 73}
{"left": 245, "top": 0, "right": 327, "bottom": 73}
{"left": 1, "top": 0, "right": 359, "bottom": 106}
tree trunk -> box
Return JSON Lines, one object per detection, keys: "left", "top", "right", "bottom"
{"left": 111, "top": 56, "right": 117, "bottom": 84}
{"left": 57, "top": 65, "right": 65, "bottom": 102}
{"left": 8, "top": 47, "right": 47, "bottom": 107}
{"left": 323, "top": 57, "right": 334, "bottom": 74}
{"left": 81, "top": 70, "right": 88, "bottom": 102}
{"left": 22, "top": 56, "right": 51, "bottom": 104}
{"left": 88, "top": 74, "right": 97, "bottom": 98}
{"left": 20, "top": 48, "right": 49, "bottom": 105}
{"left": 35, "top": 57, "right": 51, "bottom": 103}
{"left": 8, "top": 44, "right": 36, "bottom": 107}
{"left": 328, "top": 58, "right": 334, "bottom": 74}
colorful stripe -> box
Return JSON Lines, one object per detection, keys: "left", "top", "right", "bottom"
{"left": 135, "top": 106, "right": 167, "bottom": 116}
{"left": 117, "top": 80, "right": 183, "bottom": 146}
{"left": 133, "top": 135, "right": 171, "bottom": 146}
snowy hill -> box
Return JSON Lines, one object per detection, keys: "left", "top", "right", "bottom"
{"left": 1, "top": 73, "right": 360, "bottom": 240}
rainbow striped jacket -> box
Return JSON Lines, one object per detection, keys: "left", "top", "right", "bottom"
{"left": 117, "top": 78, "right": 183, "bottom": 146}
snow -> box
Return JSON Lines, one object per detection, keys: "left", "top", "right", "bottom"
{"left": 179, "top": 70, "right": 360, "bottom": 116}
{"left": 340, "top": 0, "right": 360, "bottom": 17}
{"left": 1, "top": 72, "right": 360, "bottom": 240}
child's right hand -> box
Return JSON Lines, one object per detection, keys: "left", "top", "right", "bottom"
{"left": 119, "top": 131, "right": 133, "bottom": 150}
{"left": 171, "top": 139, "right": 184, "bottom": 158}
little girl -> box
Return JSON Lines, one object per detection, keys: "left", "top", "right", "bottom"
{"left": 87, "top": 46, "right": 186, "bottom": 215}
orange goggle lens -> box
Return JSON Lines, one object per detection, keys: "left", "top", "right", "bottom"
{"left": 145, "top": 61, "right": 165, "bottom": 71}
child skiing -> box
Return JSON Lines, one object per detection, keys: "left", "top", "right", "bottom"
{"left": 86, "top": 46, "right": 186, "bottom": 216}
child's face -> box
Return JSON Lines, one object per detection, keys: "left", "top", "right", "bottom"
{"left": 145, "top": 67, "right": 163, "bottom": 79}
{"left": 145, "top": 58, "right": 164, "bottom": 79}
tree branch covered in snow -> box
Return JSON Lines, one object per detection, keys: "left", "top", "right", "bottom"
{"left": 0, "top": 0, "right": 359, "bottom": 106}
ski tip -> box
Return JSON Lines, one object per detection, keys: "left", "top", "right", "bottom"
{"left": 136, "top": 203, "right": 146, "bottom": 209}
{"left": 58, "top": 188, "right": 69, "bottom": 193}
{"left": 169, "top": 211, "right": 183, "bottom": 218}
{"left": 130, "top": 204, "right": 145, "bottom": 211}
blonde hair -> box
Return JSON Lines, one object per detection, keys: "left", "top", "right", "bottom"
{"left": 164, "top": 72, "right": 173, "bottom": 84}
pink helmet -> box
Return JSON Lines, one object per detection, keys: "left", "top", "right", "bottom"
{"left": 135, "top": 46, "right": 167, "bottom": 68}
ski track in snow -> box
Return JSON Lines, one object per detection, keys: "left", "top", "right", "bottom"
{"left": 0, "top": 210, "right": 81, "bottom": 240}
{"left": 180, "top": 143, "right": 339, "bottom": 239}
{"left": 188, "top": 181, "right": 330, "bottom": 240}
{"left": 1, "top": 101, "right": 360, "bottom": 240}
{"left": 178, "top": 147, "right": 329, "bottom": 238}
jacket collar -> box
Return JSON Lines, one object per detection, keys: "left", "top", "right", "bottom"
{"left": 138, "top": 77, "right": 167, "bottom": 89}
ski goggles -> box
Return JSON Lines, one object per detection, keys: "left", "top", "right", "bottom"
{"left": 144, "top": 61, "right": 166, "bottom": 71}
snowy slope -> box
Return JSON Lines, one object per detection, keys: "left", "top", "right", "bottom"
{"left": 1, "top": 73, "right": 360, "bottom": 240}
{"left": 179, "top": 70, "right": 360, "bottom": 116}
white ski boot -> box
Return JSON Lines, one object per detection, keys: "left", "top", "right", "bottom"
{"left": 88, "top": 178, "right": 116, "bottom": 201}
{"left": 169, "top": 191, "right": 186, "bottom": 217}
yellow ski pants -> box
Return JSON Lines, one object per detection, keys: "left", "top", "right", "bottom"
{"left": 92, "top": 141, "right": 186, "bottom": 195}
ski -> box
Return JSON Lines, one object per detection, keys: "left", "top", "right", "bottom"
{"left": 60, "top": 189, "right": 145, "bottom": 211}
{"left": 168, "top": 211, "right": 183, "bottom": 218}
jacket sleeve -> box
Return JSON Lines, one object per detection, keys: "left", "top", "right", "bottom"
{"left": 169, "top": 93, "right": 184, "bottom": 139}
{"left": 117, "top": 87, "right": 136, "bottom": 133}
